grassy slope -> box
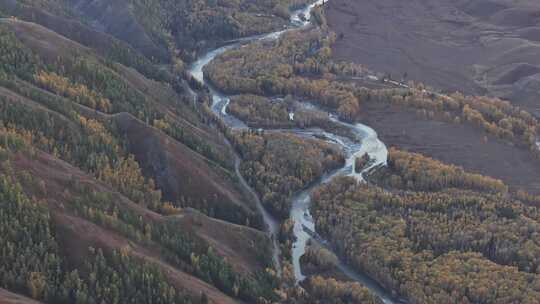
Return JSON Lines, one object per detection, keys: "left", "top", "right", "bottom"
{"left": 6, "top": 140, "right": 267, "bottom": 303}
{"left": 0, "top": 8, "right": 277, "bottom": 302}
{"left": 113, "top": 112, "right": 261, "bottom": 226}
{"left": 0, "top": 18, "right": 251, "bottom": 213}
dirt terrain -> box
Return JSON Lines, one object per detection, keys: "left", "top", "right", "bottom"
{"left": 358, "top": 102, "right": 540, "bottom": 194}
{"left": 327, "top": 0, "right": 540, "bottom": 194}
{"left": 0, "top": 289, "right": 42, "bottom": 304}
{"left": 52, "top": 212, "right": 239, "bottom": 304}
{"left": 7, "top": 147, "right": 265, "bottom": 303}
{"left": 327, "top": 0, "right": 540, "bottom": 117}
{"left": 113, "top": 112, "right": 260, "bottom": 226}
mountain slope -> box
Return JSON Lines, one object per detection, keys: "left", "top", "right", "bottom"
{"left": 0, "top": 1, "right": 290, "bottom": 302}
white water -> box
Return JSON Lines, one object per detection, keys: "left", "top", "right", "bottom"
{"left": 186, "top": 2, "right": 402, "bottom": 303}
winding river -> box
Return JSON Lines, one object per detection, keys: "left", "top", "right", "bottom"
{"left": 187, "top": 2, "right": 402, "bottom": 303}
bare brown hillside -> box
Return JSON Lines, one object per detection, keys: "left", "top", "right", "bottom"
{"left": 7, "top": 146, "right": 268, "bottom": 301}
{"left": 358, "top": 101, "right": 540, "bottom": 194}
{"left": 113, "top": 112, "right": 261, "bottom": 226}
{"left": 326, "top": 0, "right": 540, "bottom": 194}
{"left": 0, "top": 11, "right": 280, "bottom": 302}
{"left": 327, "top": 0, "right": 540, "bottom": 117}
{"left": 0, "top": 289, "right": 42, "bottom": 304}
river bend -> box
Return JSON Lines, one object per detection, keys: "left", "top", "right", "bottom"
{"left": 187, "top": 2, "right": 402, "bottom": 303}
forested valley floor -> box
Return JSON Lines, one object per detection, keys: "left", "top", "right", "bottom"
{"left": 0, "top": 1, "right": 539, "bottom": 304}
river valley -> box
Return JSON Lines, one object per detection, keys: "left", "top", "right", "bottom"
{"left": 187, "top": 2, "right": 403, "bottom": 303}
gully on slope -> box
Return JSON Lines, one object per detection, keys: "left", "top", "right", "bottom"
{"left": 187, "top": 2, "right": 404, "bottom": 303}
